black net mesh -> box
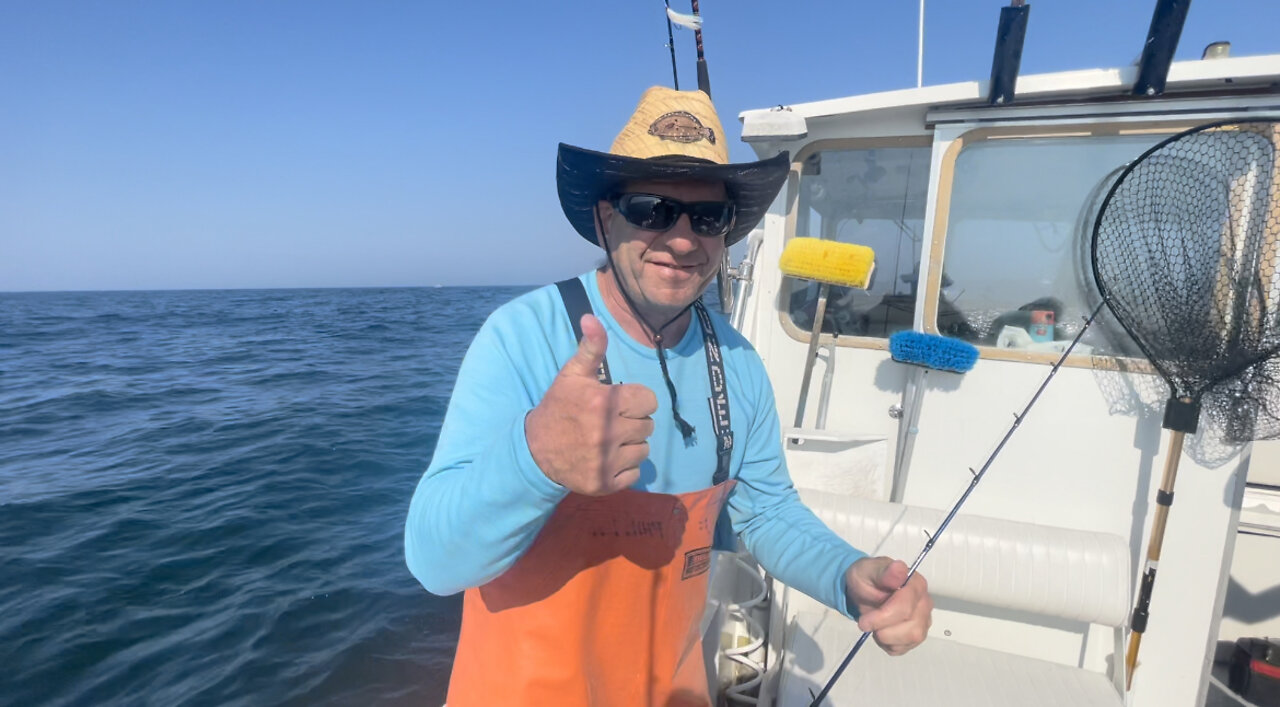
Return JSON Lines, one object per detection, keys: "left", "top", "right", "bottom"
{"left": 1092, "top": 362, "right": 1252, "bottom": 467}
{"left": 1091, "top": 120, "right": 1280, "bottom": 440}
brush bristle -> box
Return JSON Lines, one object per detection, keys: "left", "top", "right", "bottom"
{"left": 778, "top": 237, "right": 875, "bottom": 289}
{"left": 889, "top": 331, "right": 979, "bottom": 373}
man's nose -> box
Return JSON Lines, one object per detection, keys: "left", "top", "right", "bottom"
{"left": 659, "top": 215, "right": 702, "bottom": 252}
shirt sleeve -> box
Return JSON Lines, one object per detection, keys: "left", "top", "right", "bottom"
{"left": 726, "top": 372, "right": 867, "bottom": 619}
{"left": 404, "top": 305, "right": 569, "bottom": 596}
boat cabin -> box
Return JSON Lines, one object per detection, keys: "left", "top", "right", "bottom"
{"left": 706, "top": 41, "right": 1280, "bottom": 707}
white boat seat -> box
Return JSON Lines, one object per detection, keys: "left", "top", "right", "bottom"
{"left": 797, "top": 488, "right": 1132, "bottom": 626}
{"left": 777, "top": 610, "right": 1125, "bottom": 707}
{"left": 769, "top": 490, "right": 1131, "bottom": 706}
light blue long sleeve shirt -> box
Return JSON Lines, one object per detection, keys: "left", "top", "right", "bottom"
{"left": 404, "top": 270, "right": 866, "bottom": 617}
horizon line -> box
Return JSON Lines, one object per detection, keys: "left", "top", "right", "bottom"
{"left": 0, "top": 283, "right": 543, "bottom": 295}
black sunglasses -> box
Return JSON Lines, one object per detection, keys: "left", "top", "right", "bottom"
{"left": 609, "top": 193, "right": 736, "bottom": 239}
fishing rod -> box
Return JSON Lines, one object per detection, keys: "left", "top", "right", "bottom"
{"left": 690, "top": 0, "right": 710, "bottom": 95}
{"left": 808, "top": 301, "right": 1106, "bottom": 706}
{"left": 662, "top": 1, "right": 711, "bottom": 95}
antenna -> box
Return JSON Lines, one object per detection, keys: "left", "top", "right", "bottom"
{"left": 917, "top": 0, "right": 924, "bottom": 88}
{"left": 664, "top": 0, "right": 679, "bottom": 90}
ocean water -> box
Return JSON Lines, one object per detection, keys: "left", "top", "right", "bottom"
{"left": 0, "top": 286, "right": 533, "bottom": 707}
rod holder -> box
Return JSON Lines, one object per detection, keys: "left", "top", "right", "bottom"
{"left": 987, "top": 1, "right": 1031, "bottom": 106}
{"left": 1132, "top": 0, "right": 1192, "bottom": 97}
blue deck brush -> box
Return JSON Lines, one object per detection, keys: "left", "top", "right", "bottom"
{"left": 887, "top": 331, "right": 979, "bottom": 502}
{"left": 888, "top": 330, "right": 979, "bottom": 374}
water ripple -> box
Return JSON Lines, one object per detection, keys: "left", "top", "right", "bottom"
{"left": 0, "top": 286, "right": 525, "bottom": 705}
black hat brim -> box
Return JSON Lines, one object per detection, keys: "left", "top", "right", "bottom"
{"left": 556, "top": 143, "right": 790, "bottom": 247}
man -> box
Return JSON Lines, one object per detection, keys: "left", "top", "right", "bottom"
{"left": 405, "top": 86, "right": 932, "bottom": 707}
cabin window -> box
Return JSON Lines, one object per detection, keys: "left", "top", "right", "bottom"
{"left": 787, "top": 143, "right": 932, "bottom": 339}
{"left": 937, "top": 132, "right": 1177, "bottom": 357}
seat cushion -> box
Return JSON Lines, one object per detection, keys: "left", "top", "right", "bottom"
{"left": 797, "top": 489, "right": 1132, "bottom": 627}
{"left": 776, "top": 611, "right": 1124, "bottom": 707}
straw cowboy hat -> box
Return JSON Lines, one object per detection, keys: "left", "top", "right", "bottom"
{"left": 557, "top": 86, "right": 789, "bottom": 247}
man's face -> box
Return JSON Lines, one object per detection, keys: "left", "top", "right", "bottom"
{"left": 596, "top": 179, "right": 730, "bottom": 324}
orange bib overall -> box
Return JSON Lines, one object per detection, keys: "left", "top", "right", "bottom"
{"left": 446, "top": 481, "right": 735, "bottom": 706}
{"left": 447, "top": 282, "right": 736, "bottom": 706}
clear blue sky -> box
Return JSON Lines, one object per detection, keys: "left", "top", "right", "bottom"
{"left": 3, "top": 1, "right": 1278, "bottom": 291}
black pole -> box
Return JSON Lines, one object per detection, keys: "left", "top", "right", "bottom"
{"left": 690, "top": 0, "right": 710, "bottom": 95}
{"left": 986, "top": 1, "right": 1031, "bottom": 106}
{"left": 664, "top": 0, "right": 679, "bottom": 90}
{"left": 1132, "top": 0, "right": 1192, "bottom": 96}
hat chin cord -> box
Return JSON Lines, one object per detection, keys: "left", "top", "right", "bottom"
{"left": 595, "top": 206, "right": 698, "bottom": 441}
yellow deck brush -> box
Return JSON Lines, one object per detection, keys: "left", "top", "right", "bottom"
{"left": 778, "top": 237, "right": 876, "bottom": 428}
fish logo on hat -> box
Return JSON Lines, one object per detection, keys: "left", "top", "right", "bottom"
{"left": 648, "top": 111, "right": 717, "bottom": 145}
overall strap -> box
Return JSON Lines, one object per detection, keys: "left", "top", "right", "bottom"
{"left": 555, "top": 278, "right": 612, "bottom": 384}
{"left": 693, "top": 301, "right": 733, "bottom": 485}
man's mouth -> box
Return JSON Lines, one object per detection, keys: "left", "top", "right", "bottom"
{"left": 649, "top": 261, "right": 702, "bottom": 273}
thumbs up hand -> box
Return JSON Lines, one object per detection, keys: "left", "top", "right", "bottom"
{"left": 526, "top": 314, "right": 659, "bottom": 495}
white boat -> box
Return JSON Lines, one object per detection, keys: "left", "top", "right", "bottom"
{"left": 699, "top": 14, "right": 1280, "bottom": 707}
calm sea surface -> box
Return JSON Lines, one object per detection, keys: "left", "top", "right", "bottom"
{"left": 0, "top": 286, "right": 534, "bottom": 706}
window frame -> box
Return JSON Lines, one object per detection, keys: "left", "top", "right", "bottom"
{"left": 777, "top": 121, "right": 1250, "bottom": 373}
{"left": 917, "top": 121, "right": 1217, "bottom": 370}
{"left": 778, "top": 135, "right": 933, "bottom": 353}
